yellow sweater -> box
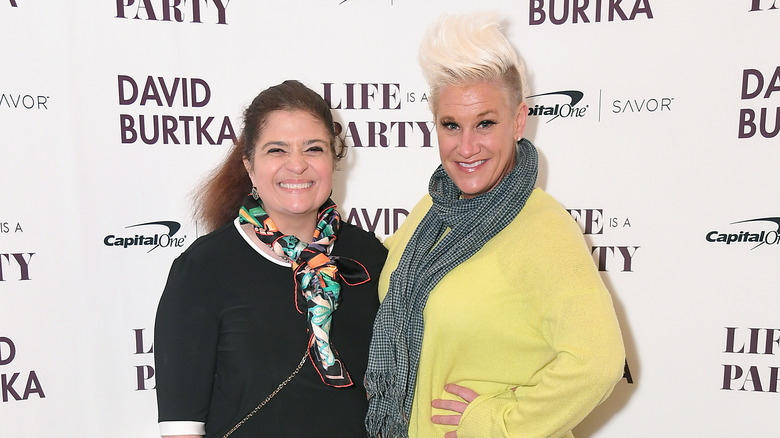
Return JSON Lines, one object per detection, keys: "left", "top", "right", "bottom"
{"left": 379, "top": 188, "right": 625, "bottom": 438}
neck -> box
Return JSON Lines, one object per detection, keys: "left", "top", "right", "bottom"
{"left": 270, "top": 213, "right": 317, "bottom": 243}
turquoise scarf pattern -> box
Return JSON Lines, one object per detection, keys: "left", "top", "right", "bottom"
{"left": 239, "top": 196, "right": 371, "bottom": 387}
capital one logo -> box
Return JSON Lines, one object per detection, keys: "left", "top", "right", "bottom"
{"left": 527, "top": 91, "right": 588, "bottom": 123}
{"left": 103, "top": 221, "right": 187, "bottom": 252}
{"left": 706, "top": 217, "right": 780, "bottom": 249}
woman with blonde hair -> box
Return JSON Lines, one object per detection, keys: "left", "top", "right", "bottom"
{"left": 365, "top": 14, "right": 624, "bottom": 438}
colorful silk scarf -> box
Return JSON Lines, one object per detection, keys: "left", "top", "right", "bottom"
{"left": 238, "top": 196, "right": 371, "bottom": 388}
{"left": 364, "top": 139, "right": 539, "bottom": 437}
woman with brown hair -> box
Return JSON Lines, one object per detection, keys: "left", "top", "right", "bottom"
{"left": 154, "top": 80, "right": 386, "bottom": 438}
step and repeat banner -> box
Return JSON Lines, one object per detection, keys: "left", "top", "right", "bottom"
{"left": 1, "top": 1, "right": 778, "bottom": 436}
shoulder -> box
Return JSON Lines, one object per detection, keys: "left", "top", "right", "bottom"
{"left": 491, "top": 188, "right": 592, "bottom": 266}
{"left": 171, "top": 221, "right": 244, "bottom": 270}
{"left": 384, "top": 193, "right": 431, "bottom": 251}
{"left": 516, "top": 189, "right": 581, "bottom": 237}
{"left": 338, "top": 221, "right": 382, "bottom": 241}
{"left": 503, "top": 188, "right": 596, "bottom": 272}
{"left": 334, "top": 222, "right": 387, "bottom": 290}
{"left": 335, "top": 222, "right": 388, "bottom": 263}
{"left": 408, "top": 194, "right": 433, "bottom": 220}
{"left": 523, "top": 188, "right": 569, "bottom": 218}
{"left": 159, "top": 222, "right": 244, "bottom": 305}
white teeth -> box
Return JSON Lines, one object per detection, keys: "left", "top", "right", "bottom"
{"left": 459, "top": 160, "right": 485, "bottom": 168}
{"left": 280, "top": 182, "right": 313, "bottom": 189}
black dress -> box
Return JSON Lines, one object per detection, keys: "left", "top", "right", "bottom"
{"left": 154, "top": 220, "right": 387, "bottom": 438}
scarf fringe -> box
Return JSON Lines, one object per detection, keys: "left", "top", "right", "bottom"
{"left": 366, "top": 417, "right": 408, "bottom": 438}
{"left": 365, "top": 371, "right": 409, "bottom": 438}
{"left": 364, "top": 370, "right": 394, "bottom": 396}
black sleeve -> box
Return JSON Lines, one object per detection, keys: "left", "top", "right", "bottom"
{"left": 154, "top": 250, "right": 220, "bottom": 423}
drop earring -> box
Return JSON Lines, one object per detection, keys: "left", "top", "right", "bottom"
{"left": 251, "top": 186, "right": 260, "bottom": 201}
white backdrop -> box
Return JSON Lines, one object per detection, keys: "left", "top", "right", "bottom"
{"left": 1, "top": 1, "right": 779, "bottom": 436}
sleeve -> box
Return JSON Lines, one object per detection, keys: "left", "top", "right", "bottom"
{"left": 159, "top": 421, "right": 206, "bottom": 436}
{"left": 458, "top": 291, "right": 625, "bottom": 438}
{"left": 458, "top": 201, "right": 625, "bottom": 438}
{"left": 154, "top": 252, "right": 221, "bottom": 428}
{"left": 381, "top": 216, "right": 405, "bottom": 254}
{"left": 383, "top": 194, "right": 432, "bottom": 253}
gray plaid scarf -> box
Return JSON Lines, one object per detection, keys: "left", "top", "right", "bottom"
{"left": 364, "top": 138, "right": 538, "bottom": 437}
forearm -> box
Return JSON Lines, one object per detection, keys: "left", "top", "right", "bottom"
{"left": 458, "top": 292, "right": 624, "bottom": 437}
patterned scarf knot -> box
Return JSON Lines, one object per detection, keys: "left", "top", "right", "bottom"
{"left": 239, "top": 197, "right": 371, "bottom": 387}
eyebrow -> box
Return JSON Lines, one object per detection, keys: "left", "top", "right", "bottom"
{"left": 260, "top": 138, "right": 328, "bottom": 149}
{"left": 474, "top": 110, "right": 498, "bottom": 118}
{"left": 261, "top": 140, "right": 289, "bottom": 149}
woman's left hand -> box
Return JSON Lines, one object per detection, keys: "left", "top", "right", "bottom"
{"left": 431, "top": 383, "right": 480, "bottom": 438}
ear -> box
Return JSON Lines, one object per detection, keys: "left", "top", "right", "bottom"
{"left": 514, "top": 102, "right": 529, "bottom": 140}
{"left": 242, "top": 156, "right": 253, "bottom": 179}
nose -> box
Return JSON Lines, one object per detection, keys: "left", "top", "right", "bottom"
{"left": 286, "top": 150, "right": 308, "bottom": 174}
{"left": 457, "top": 129, "right": 479, "bottom": 158}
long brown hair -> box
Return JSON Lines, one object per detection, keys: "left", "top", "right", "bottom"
{"left": 194, "top": 80, "right": 346, "bottom": 232}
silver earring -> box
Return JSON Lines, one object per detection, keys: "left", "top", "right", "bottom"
{"left": 251, "top": 186, "right": 260, "bottom": 200}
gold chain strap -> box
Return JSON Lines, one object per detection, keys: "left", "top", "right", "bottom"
{"left": 221, "top": 350, "right": 309, "bottom": 438}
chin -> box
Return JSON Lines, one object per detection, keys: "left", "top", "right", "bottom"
{"left": 453, "top": 180, "right": 487, "bottom": 197}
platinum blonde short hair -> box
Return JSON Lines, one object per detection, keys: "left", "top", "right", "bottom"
{"left": 418, "top": 12, "right": 529, "bottom": 113}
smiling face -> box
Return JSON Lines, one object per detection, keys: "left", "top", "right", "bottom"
{"left": 243, "top": 110, "right": 334, "bottom": 233}
{"left": 434, "top": 81, "right": 528, "bottom": 199}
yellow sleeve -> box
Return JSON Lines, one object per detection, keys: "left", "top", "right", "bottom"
{"left": 458, "top": 290, "right": 624, "bottom": 437}
{"left": 457, "top": 193, "right": 625, "bottom": 437}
